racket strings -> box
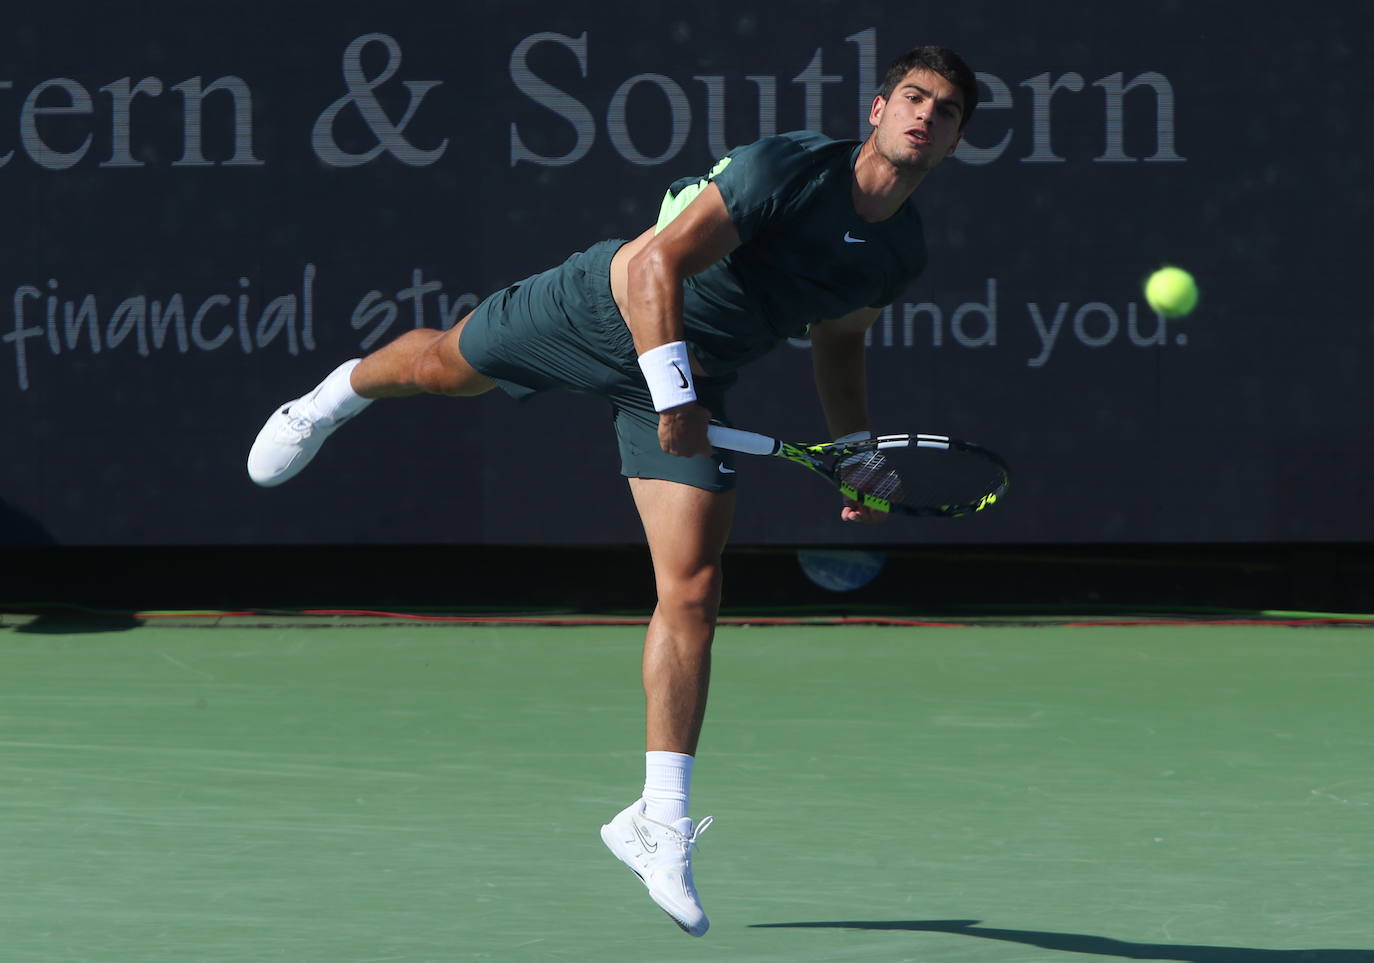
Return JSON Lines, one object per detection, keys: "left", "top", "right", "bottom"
{"left": 836, "top": 444, "right": 1007, "bottom": 514}
{"left": 838, "top": 450, "right": 906, "bottom": 502}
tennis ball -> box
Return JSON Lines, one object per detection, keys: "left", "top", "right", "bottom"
{"left": 1145, "top": 266, "right": 1199, "bottom": 318}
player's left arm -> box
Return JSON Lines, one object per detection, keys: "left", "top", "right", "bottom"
{"left": 810, "top": 306, "right": 881, "bottom": 438}
{"left": 809, "top": 306, "right": 887, "bottom": 523}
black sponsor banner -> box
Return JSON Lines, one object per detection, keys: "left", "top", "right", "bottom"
{"left": 2, "top": 2, "right": 1368, "bottom": 545}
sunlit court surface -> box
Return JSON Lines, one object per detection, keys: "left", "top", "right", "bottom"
{"left": 3, "top": 615, "right": 1370, "bottom": 963}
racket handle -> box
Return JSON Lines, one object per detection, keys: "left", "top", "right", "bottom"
{"left": 706, "top": 425, "right": 779, "bottom": 456}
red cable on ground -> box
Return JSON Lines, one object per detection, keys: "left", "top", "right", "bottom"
{"left": 7, "top": 606, "right": 1374, "bottom": 627}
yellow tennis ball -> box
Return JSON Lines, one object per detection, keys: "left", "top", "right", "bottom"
{"left": 1145, "top": 266, "right": 1199, "bottom": 318}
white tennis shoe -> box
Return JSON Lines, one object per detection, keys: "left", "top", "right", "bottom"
{"left": 600, "top": 799, "right": 714, "bottom": 937}
{"left": 246, "top": 395, "right": 355, "bottom": 487}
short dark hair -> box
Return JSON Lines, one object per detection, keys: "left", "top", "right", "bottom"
{"left": 878, "top": 46, "right": 978, "bottom": 130}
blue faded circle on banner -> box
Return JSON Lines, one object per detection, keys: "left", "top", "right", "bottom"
{"left": 797, "top": 549, "right": 887, "bottom": 592}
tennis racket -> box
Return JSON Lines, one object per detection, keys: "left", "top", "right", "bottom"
{"left": 706, "top": 425, "right": 1010, "bottom": 518}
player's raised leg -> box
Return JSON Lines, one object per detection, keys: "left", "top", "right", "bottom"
{"left": 601, "top": 478, "right": 733, "bottom": 937}
{"left": 246, "top": 317, "right": 495, "bottom": 487}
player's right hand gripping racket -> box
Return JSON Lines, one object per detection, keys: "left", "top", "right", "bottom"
{"left": 706, "top": 425, "right": 1010, "bottom": 518}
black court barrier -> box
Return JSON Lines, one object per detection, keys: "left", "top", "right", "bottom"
{"left": 2, "top": 2, "right": 1367, "bottom": 545}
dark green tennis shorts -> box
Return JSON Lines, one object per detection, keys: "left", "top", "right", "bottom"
{"left": 458, "top": 238, "right": 738, "bottom": 493}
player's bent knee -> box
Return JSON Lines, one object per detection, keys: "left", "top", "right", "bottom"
{"left": 657, "top": 565, "right": 723, "bottom": 618}
{"left": 412, "top": 353, "right": 453, "bottom": 394}
{"left": 413, "top": 344, "right": 488, "bottom": 396}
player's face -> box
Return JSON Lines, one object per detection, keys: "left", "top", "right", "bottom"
{"left": 869, "top": 68, "right": 965, "bottom": 172}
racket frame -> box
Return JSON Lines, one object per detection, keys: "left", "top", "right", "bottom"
{"left": 706, "top": 425, "right": 1009, "bottom": 518}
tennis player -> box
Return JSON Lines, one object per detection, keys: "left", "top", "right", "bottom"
{"left": 248, "top": 45, "right": 976, "bottom": 937}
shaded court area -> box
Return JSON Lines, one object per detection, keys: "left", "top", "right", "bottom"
{"left": 2, "top": 619, "right": 1370, "bottom": 962}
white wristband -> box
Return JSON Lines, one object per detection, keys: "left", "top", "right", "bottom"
{"left": 637, "top": 341, "right": 697, "bottom": 412}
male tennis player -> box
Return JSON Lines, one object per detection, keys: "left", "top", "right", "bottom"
{"left": 247, "top": 45, "right": 975, "bottom": 937}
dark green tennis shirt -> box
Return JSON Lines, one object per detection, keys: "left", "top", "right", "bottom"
{"left": 657, "top": 130, "right": 928, "bottom": 376}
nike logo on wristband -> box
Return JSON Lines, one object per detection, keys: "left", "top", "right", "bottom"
{"left": 671, "top": 362, "right": 689, "bottom": 389}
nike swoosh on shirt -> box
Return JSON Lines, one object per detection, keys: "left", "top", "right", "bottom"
{"left": 718, "top": 463, "right": 736, "bottom": 474}
{"left": 843, "top": 232, "right": 867, "bottom": 243}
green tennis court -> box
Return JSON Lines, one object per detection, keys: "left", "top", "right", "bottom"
{"left": 3, "top": 617, "right": 1370, "bottom": 962}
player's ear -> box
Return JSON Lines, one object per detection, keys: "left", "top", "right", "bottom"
{"left": 868, "top": 94, "right": 886, "bottom": 129}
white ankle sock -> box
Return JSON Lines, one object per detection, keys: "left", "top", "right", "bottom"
{"left": 643, "top": 751, "right": 694, "bottom": 825}
{"left": 296, "top": 359, "right": 371, "bottom": 424}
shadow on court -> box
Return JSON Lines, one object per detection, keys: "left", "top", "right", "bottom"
{"left": 8, "top": 613, "right": 142, "bottom": 635}
{"left": 750, "top": 919, "right": 1374, "bottom": 961}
